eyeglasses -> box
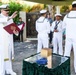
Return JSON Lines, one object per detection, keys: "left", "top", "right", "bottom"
{"left": 3, "top": 9, "right": 9, "bottom": 11}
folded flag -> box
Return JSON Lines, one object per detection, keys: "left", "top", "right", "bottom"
{"left": 36, "top": 58, "right": 47, "bottom": 65}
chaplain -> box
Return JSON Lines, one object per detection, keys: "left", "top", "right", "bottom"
{"left": 0, "top": 4, "right": 18, "bottom": 75}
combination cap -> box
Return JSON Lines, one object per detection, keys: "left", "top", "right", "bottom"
{"left": 72, "top": 1, "right": 76, "bottom": 5}
{"left": 40, "top": 9, "right": 47, "bottom": 14}
{"left": 0, "top": 4, "right": 9, "bottom": 9}
{"left": 55, "top": 13, "right": 62, "bottom": 17}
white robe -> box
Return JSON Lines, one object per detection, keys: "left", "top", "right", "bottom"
{"left": 0, "top": 13, "right": 14, "bottom": 60}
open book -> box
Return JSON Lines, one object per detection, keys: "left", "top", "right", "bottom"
{"left": 3, "top": 23, "right": 23, "bottom": 34}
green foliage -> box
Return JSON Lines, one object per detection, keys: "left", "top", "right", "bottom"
{"left": 60, "top": 5, "right": 69, "bottom": 13}
{"left": 30, "top": 4, "right": 46, "bottom": 12}
{"left": 44, "top": 4, "right": 48, "bottom": 9}
{"left": 22, "top": 4, "right": 32, "bottom": 12}
{"left": 0, "top": 2, "right": 2, "bottom": 5}
{"left": 9, "top": 1, "right": 23, "bottom": 23}
{"left": 22, "top": 4, "right": 46, "bottom": 12}
{"left": 0, "top": 2, "right": 2, "bottom": 13}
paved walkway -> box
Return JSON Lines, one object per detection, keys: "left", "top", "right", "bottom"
{"left": 12, "top": 40, "right": 75, "bottom": 75}
{"left": 13, "top": 40, "right": 37, "bottom": 75}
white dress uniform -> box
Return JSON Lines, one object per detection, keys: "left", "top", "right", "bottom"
{"left": 0, "top": 13, "right": 15, "bottom": 75}
{"left": 63, "top": 7, "right": 76, "bottom": 73}
{"left": 36, "top": 10, "right": 50, "bottom": 53}
{"left": 51, "top": 19, "right": 63, "bottom": 55}
{"left": 0, "top": 5, "right": 16, "bottom": 75}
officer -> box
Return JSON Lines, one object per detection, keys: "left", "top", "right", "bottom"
{"left": 36, "top": 9, "right": 50, "bottom": 53}
{"left": 0, "top": 4, "right": 18, "bottom": 75}
{"left": 63, "top": 1, "right": 76, "bottom": 73}
{"left": 51, "top": 13, "right": 63, "bottom": 55}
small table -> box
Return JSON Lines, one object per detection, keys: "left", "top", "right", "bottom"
{"left": 22, "top": 53, "right": 70, "bottom": 75}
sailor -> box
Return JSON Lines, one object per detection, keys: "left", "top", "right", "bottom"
{"left": 63, "top": 1, "right": 76, "bottom": 73}
{"left": 51, "top": 13, "right": 63, "bottom": 55}
{"left": 0, "top": 4, "right": 17, "bottom": 75}
{"left": 35, "top": 9, "right": 50, "bottom": 53}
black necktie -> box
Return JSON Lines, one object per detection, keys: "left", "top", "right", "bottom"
{"left": 54, "top": 21, "right": 60, "bottom": 30}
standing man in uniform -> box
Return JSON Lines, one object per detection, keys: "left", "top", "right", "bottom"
{"left": 51, "top": 14, "right": 63, "bottom": 55}
{"left": 16, "top": 17, "right": 25, "bottom": 42}
{"left": 63, "top": 1, "right": 76, "bottom": 73}
{"left": 0, "top": 4, "right": 18, "bottom": 75}
{"left": 35, "top": 9, "right": 50, "bottom": 53}
{"left": 47, "top": 13, "right": 53, "bottom": 44}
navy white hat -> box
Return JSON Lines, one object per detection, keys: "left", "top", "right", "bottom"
{"left": 72, "top": 1, "right": 76, "bottom": 5}
{"left": 55, "top": 13, "right": 62, "bottom": 17}
{"left": 40, "top": 9, "right": 47, "bottom": 14}
{"left": 0, "top": 4, "right": 9, "bottom": 9}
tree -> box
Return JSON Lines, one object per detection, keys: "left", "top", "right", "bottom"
{"left": 9, "top": 1, "right": 23, "bottom": 23}
{"left": 0, "top": 2, "right": 2, "bottom": 5}
{"left": 60, "top": 5, "right": 69, "bottom": 13}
